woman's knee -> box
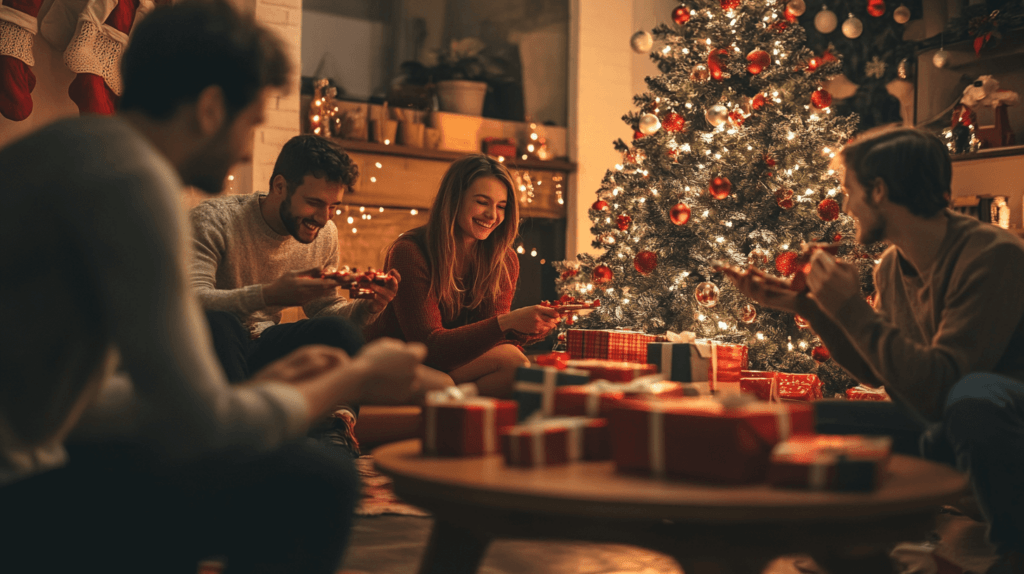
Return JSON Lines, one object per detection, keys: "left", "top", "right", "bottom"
{"left": 493, "top": 345, "right": 530, "bottom": 371}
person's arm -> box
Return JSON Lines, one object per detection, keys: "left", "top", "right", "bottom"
{"left": 811, "top": 244, "right": 1024, "bottom": 421}
{"left": 796, "top": 299, "right": 887, "bottom": 389}
{"left": 387, "top": 240, "right": 507, "bottom": 371}
{"left": 189, "top": 204, "right": 269, "bottom": 317}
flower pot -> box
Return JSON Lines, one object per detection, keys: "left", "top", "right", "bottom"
{"left": 435, "top": 80, "right": 488, "bottom": 116}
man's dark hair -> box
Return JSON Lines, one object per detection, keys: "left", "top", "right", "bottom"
{"left": 120, "top": 0, "right": 290, "bottom": 119}
{"left": 270, "top": 135, "right": 359, "bottom": 194}
{"left": 840, "top": 128, "right": 952, "bottom": 217}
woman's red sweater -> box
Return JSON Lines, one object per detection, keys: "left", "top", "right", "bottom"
{"left": 364, "top": 232, "right": 519, "bottom": 372}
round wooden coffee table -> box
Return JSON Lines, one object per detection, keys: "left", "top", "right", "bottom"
{"left": 373, "top": 439, "right": 968, "bottom": 574}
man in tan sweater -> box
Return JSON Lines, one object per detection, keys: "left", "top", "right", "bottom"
{"left": 727, "top": 129, "right": 1024, "bottom": 561}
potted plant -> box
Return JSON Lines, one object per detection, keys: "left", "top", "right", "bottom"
{"left": 422, "top": 38, "right": 505, "bottom": 116}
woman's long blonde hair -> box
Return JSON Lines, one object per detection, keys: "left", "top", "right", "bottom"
{"left": 421, "top": 155, "right": 518, "bottom": 322}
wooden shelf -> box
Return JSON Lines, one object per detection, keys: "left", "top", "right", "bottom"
{"left": 331, "top": 138, "right": 576, "bottom": 173}
{"left": 950, "top": 144, "right": 1024, "bottom": 162}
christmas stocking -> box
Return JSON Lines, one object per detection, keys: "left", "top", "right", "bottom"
{"left": 0, "top": 0, "right": 45, "bottom": 121}
{"left": 62, "top": 0, "right": 151, "bottom": 115}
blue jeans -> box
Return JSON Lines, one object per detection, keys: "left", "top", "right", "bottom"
{"left": 921, "top": 373, "right": 1024, "bottom": 554}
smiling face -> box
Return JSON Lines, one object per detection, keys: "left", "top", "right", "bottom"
{"left": 455, "top": 176, "right": 508, "bottom": 243}
{"left": 841, "top": 165, "right": 886, "bottom": 245}
{"left": 277, "top": 174, "right": 346, "bottom": 243}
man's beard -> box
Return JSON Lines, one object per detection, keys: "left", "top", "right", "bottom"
{"left": 858, "top": 205, "right": 886, "bottom": 245}
{"left": 280, "top": 197, "right": 321, "bottom": 244}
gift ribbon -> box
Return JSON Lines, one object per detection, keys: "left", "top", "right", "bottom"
{"left": 648, "top": 403, "right": 666, "bottom": 478}
{"left": 513, "top": 366, "right": 561, "bottom": 417}
{"left": 509, "top": 418, "right": 587, "bottom": 466}
{"left": 423, "top": 383, "right": 497, "bottom": 455}
{"left": 808, "top": 461, "right": 829, "bottom": 490}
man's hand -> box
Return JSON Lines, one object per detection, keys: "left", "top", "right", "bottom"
{"left": 262, "top": 267, "right": 339, "bottom": 307}
{"left": 806, "top": 250, "right": 862, "bottom": 318}
{"left": 721, "top": 265, "right": 810, "bottom": 316}
{"left": 365, "top": 269, "right": 401, "bottom": 314}
{"left": 350, "top": 338, "right": 428, "bottom": 405}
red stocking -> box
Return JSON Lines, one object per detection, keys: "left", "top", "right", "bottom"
{"left": 65, "top": 0, "right": 139, "bottom": 114}
{"left": 0, "top": 0, "right": 45, "bottom": 121}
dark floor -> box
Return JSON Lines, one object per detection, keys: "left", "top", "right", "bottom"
{"left": 340, "top": 512, "right": 1000, "bottom": 574}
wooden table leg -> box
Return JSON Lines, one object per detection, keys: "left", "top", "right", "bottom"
{"left": 416, "top": 519, "right": 492, "bottom": 574}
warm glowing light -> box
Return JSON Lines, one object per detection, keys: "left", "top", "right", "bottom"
{"left": 347, "top": 216, "right": 354, "bottom": 224}
{"left": 756, "top": 332, "right": 765, "bottom": 340}
{"left": 375, "top": 162, "right": 382, "bottom": 168}
{"left": 530, "top": 249, "right": 538, "bottom": 257}
{"left": 370, "top": 176, "right": 377, "bottom": 182}
{"left": 335, "top": 209, "right": 341, "bottom": 215}
{"left": 517, "top": 246, "right": 525, "bottom": 254}
{"left": 410, "top": 209, "right": 418, "bottom": 215}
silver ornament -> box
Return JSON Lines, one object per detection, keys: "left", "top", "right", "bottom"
{"left": 842, "top": 14, "right": 863, "bottom": 38}
{"left": 704, "top": 104, "right": 729, "bottom": 127}
{"left": 932, "top": 49, "right": 950, "bottom": 69}
{"left": 630, "top": 30, "right": 654, "bottom": 54}
{"left": 787, "top": 0, "right": 806, "bottom": 17}
{"left": 893, "top": 4, "right": 911, "bottom": 24}
{"left": 638, "top": 113, "right": 661, "bottom": 135}
{"left": 815, "top": 8, "right": 838, "bottom": 33}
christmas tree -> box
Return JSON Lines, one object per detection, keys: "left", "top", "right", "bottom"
{"left": 555, "top": 0, "right": 885, "bottom": 396}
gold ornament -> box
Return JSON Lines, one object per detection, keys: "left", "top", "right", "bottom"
{"left": 695, "top": 281, "right": 720, "bottom": 308}
{"left": 740, "top": 304, "right": 757, "bottom": 323}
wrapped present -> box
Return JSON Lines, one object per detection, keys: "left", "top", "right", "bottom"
{"left": 647, "top": 333, "right": 748, "bottom": 394}
{"left": 740, "top": 370, "right": 780, "bottom": 401}
{"left": 553, "top": 377, "right": 703, "bottom": 418}
{"left": 846, "top": 385, "right": 891, "bottom": 401}
{"left": 777, "top": 373, "right": 824, "bottom": 402}
{"left": 422, "top": 384, "right": 518, "bottom": 456}
{"left": 512, "top": 365, "right": 589, "bottom": 420}
{"left": 768, "top": 434, "right": 892, "bottom": 491}
{"left": 501, "top": 417, "right": 610, "bottom": 467}
{"left": 610, "top": 396, "right": 815, "bottom": 483}
{"left": 567, "top": 328, "right": 662, "bottom": 363}
{"left": 535, "top": 352, "right": 570, "bottom": 370}
{"left": 565, "top": 359, "right": 658, "bottom": 382}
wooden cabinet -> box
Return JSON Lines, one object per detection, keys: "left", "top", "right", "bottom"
{"left": 950, "top": 145, "right": 1024, "bottom": 237}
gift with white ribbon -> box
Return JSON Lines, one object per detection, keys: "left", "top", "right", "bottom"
{"left": 422, "top": 383, "right": 518, "bottom": 456}
{"left": 647, "top": 338, "right": 748, "bottom": 395}
{"left": 552, "top": 374, "right": 706, "bottom": 418}
{"left": 512, "top": 365, "right": 589, "bottom": 420}
{"left": 768, "top": 434, "right": 892, "bottom": 491}
{"left": 501, "top": 416, "right": 609, "bottom": 467}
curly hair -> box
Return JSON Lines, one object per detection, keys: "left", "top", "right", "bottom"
{"left": 270, "top": 135, "right": 359, "bottom": 194}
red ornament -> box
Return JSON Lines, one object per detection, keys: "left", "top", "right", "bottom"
{"left": 634, "top": 251, "right": 658, "bottom": 276}
{"left": 812, "top": 345, "right": 832, "bottom": 362}
{"left": 672, "top": 5, "right": 691, "bottom": 24}
{"left": 867, "top": 0, "right": 885, "bottom": 17}
{"left": 784, "top": 5, "right": 798, "bottom": 22}
{"left": 833, "top": 233, "right": 842, "bottom": 242}
{"left": 616, "top": 214, "right": 632, "bottom": 231}
{"left": 775, "top": 188, "right": 794, "bottom": 209}
{"left": 807, "top": 57, "right": 821, "bottom": 71}
{"left": 746, "top": 49, "right": 771, "bottom": 74}
{"left": 633, "top": 130, "right": 644, "bottom": 139}
{"left": 750, "top": 93, "right": 767, "bottom": 110}
{"left": 811, "top": 88, "right": 833, "bottom": 109}
{"left": 775, "top": 251, "right": 798, "bottom": 276}
{"left": 708, "top": 48, "right": 730, "bottom": 81}
{"left": 720, "top": 0, "right": 740, "bottom": 9}
{"left": 817, "top": 198, "right": 840, "bottom": 221}
{"left": 559, "top": 269, "right": 578, "bottom": 280}
{"left": 708, "top": 176, "right": 732, "bottom": 200}
{"left": 727, "top": 110, "right": 746, "bottom": 127}
{"left": 821, "top": 50, "right": 839, "bottom": 63}
{"left": 662, "top": 112, "right": 686, "bottom": 132}
{"left": 670, "top": 203, "right": 692, "bottom": 225}
{"left": 592, "top": 200, "right": 609, "bottom": 212}
{"left": 764, "top": 154, "right": 776, "bottom": 167}
{"left": 770, "top": 19, "right": 789, "bottom": 32}
{"left": 592, "top": 265, "right": 613, "bottom": 285}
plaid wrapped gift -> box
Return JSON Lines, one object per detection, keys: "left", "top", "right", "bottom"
{"left": 565, "top": 359, "right": 658, "bottom": 382}
{"left": 501, "top": 417, "right": 610, "bottom": 467}
{"left": 422, "top": 385, "right": 518, "bottom": 456}
{"left": 647, "top": 339, "right": 748, "bottom": 394}
{"left": 846, "top": 385, "right": 891, "bottom": 401}
{"left": 567, "top": 329, "right": 662, "bottom": 363}
{"left": 553, "top": 377, "right": 703, "bottom": 418}
{"left": 777, "top": 373, "right": 824, "bottom": 402}
{"left": 768, "top": 434, "right": 892, "bottom": 491}
{"left": 512, "top": 365, "right": 590, "bottom": 420}
{"left": 609, "top": 396, "right": 815, "bottom": 483}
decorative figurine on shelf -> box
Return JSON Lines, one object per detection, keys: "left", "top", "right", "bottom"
{"left": 959, "top": 75, "right": 1019, "bottom": 149}
{"left": 308, "top": 78, "right": 331, "bottom": 136}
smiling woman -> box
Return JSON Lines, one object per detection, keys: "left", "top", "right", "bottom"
{"left": 365, "top": 154, "right": 561, "bottom": 396}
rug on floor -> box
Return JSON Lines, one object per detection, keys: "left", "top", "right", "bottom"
{"left": 355, "top": 455, "right": 430, "bottom": 517}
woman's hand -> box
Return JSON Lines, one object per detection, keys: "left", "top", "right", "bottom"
{"left": 498, "top": 305, "right": 561, "bottom": 336}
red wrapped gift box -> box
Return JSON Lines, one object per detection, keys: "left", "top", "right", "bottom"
{"left": 846, "top": 385, "right": 891, "bottom": 401}
{"left": 610, "top": 397, "right": 815, "bottom": 483}
{"left": 740, "top": 371, "right": 824, "bottom": 402}
{"left": 768, "top": 434, "right": 892, "bottom": 491}
{"left": 422, "top": 390, "right": 518, "bottom": 456}
{"left": 567, "top": 329, "right": 662, "bottom": 363}
{"left": 648, "top": 340, "right": 748, "bottom": 394}
{"left": 501, "top": 417, "right": 610, "bottom": 466}
{"left": 554, "top": 379, "right": 701, "bottom": 418}
{"left": 565, "top": 359, "right": 658, "bottom": 382}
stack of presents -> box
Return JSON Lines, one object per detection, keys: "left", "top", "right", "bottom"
{"left": 422, "top": 328, "right": 894, "bottom": 492}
